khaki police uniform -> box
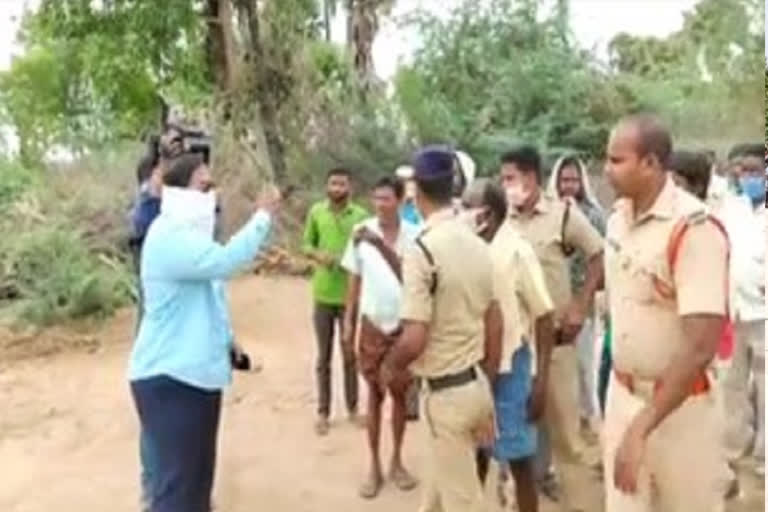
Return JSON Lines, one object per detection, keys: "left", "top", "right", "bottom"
{"left": 491, "top": 220, "right": 554, "bottom": 370}
{"left": 401, "top": 208, "right": 496, "bottom": 512}
{"left": 507, "top": 191, "right": 603, "bottom": 510}
{"left": 603, "top": 177, "right": 728, "bottom": 512}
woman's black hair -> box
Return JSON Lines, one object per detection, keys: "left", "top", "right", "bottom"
{"left": 163, "top": 153, "right": 205, "bottom": 188}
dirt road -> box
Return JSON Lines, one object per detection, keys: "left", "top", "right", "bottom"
{"left": 0, "top": 276, "right": 763, "bottom": 511}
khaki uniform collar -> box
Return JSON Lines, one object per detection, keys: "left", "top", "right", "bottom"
{"left": 616, "top": 175, "right": 677, "bottom": 226}
{"left": 424, "top": 207, "right": 455, "bottom": 229}
{"left": 509, "top": 188, "right": 552, "bottom": 218}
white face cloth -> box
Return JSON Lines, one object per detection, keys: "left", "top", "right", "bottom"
{"left": 160, "top": 186, "right": 217, "bottom": 238}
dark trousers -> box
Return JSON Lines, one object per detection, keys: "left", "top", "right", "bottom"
{"left": 131, "top": 376, "right": 222, "bottom": 512}
{"left": 313, "top": 302, "right": 358, "bottom": 417}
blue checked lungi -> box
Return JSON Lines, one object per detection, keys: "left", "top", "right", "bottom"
{"left": 491, "top": 343, "right": 538, "bottom": 461}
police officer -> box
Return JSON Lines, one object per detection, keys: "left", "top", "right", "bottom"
{"left": 380, "top": 145, "right": 503, "bottom": 512}
{"left": 499, "top": 146, "right": 604, "bottom": 510}
{"left": 603, "top": 114, "right": 729, "bottom": 511}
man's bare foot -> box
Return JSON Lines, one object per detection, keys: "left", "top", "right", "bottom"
{"left": 315, "top": 416, "right": 330, "bottom": 436}
{"left": 390, "top": 465, "right": 418, "bottom": 491}
{"left": 359, "top": 472, "right": 384, "bottom": 499}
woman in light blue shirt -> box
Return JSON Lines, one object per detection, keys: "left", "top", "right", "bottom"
{"left": 129, "top": 153, "right": 280, "bottom": 512}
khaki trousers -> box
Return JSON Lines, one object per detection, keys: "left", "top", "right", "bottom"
{"left": 603, "top": 374, "right": 726, "bottom": 512}
{"left": 419, "top": 371, "right": 494, "bottom": 512}
{"left": 539, "top": 344, "right": 592, "bottom": 511}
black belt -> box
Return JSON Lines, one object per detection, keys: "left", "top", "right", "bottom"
{"left": 426, "top": 366, "right": 477, "bottom": 392}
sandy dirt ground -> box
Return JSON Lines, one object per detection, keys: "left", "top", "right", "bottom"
{"left": 0, "top": 275, "right": 763, "bottom": 512}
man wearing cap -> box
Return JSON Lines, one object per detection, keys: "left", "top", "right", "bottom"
{"left": 396, "top": 165, "right": 424, "bottom": 227}
{"left": 395, "top": 164, "right": 424, "bottom": 421}
{"left": 499, "top": 145, "right": 604, "bottom": 511}
{"left": 381, "top": 146, "right": 503, "bottom": 512}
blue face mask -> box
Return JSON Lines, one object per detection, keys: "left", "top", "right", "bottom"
{"left": 739, "top": 175, "right": 765, "bottom": 203}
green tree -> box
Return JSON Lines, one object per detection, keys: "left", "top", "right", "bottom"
{"left": 394, "top": 0, "right": 623, "bottom": 168}
{"left": 0, "top": 0, "right": 209, "bottom": 164}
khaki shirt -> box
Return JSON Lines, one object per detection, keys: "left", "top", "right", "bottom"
{"left": 508, "top": 192, "right": 603, "bottom": 317}
{"left": 490, "top": 221, "right": 554, "bottom": 373}
{"left": 401, "top": 209, "right": 495, "bottom": 378}
{"left": 605, "top": 177, "right": 728, "bottom": 379}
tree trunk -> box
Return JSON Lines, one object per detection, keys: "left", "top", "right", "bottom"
{"left": 235, "top": 0, "right": 287, "bottom": 184}
{"left": 347, "top": 0, "right": 378, "bottom": 92}
{"left": 323, "top": 0, "right": 332, "bottom": 42}
{"left": 205, "top": 0, "right": 233, "bottom": 92}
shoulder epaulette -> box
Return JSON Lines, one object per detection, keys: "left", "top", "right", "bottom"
{"left": 683, "top": 209, "right": 708, "bottom": 226}
{"left": 414, "top": 229, "right": 438, "bottom": 296}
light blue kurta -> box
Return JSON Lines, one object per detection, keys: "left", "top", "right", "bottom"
{"left": 129, "top": 211, "right": 272, "bottom": 390}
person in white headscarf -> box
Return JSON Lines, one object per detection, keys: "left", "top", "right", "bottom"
{"left": 547, "top": 155, "right": 606, "bottom": 439}
{"left": 395, "top": 165, "right": 422, "bottom": 227}
{"left": 453, "top": 149, "right": 476, "bottom": 211}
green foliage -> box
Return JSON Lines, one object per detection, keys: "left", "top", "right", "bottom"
{"left": 1, "top": 227, "right": 132, "bottom": 326}
{"left": 0, "top": 0, "right": 209, "bottom": 164}
{"left": 0, "top": 0, "right": 764, "bottom": 328}
{"left": 394, "top": 0, "right": 624, "bottom": 171}
{"left": 0, "top": 158, "right": 40, "bottom": 208}
{"left": 395, "top": 0, "right": 763, "bottom": 171}
{"left": 0, "top": 146, "right": 138, "bottom": 326}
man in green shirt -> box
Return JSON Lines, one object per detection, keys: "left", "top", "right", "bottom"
{"left": 303, "top": 167, "right": 369, "bottom": 435}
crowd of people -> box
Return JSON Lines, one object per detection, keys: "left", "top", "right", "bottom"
{"left": 126, "top": 113, "right": 765, "bottom": 512}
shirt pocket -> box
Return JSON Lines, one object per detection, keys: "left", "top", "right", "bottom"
{"left": 533, "top": 235, "right": 564, "bottom": 269}
{"left": 625, "top": 250, "right": 671, "bottom": 305}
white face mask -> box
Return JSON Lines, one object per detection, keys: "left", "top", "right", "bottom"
{"left": 161, "top": 186, "right": 217, "bottom": 238}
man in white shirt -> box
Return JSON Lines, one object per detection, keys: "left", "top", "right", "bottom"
{"left": 719, "top": 144, "right": 766, "bottom": 478}
{"left": 341, "top": 176, "right": 421, "bottom": 499}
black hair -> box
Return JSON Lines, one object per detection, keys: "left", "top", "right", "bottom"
{"left": 668, "top": 150, "right": 711, "bottom": 201}
{"left": 732, "top": 143, "right": 764, "bottom": 160}
{"left": 327, "top": 167, "right": 351, "bottom": 181}
{"left": 500, "top": 145, "right": 542, "bottom": 183}
{"left": 416, "top": 174, "right": 454, "bottom": 205}
{"left": 163, "top": 153, "right": 205, "bottom": 187}
{"left": 373, "top": 176, "right": 404, "bottom": 200}
{"left": 481, "top": 180, "right": 508, "bottom": 222}
{"left": 619, "top": 114, "right": 672, "bottom": 167}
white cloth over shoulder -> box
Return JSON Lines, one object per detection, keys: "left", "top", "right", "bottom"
{"left": 341, "top": 218, "right": 421, "bottom": 333}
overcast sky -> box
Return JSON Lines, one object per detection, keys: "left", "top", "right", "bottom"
{"left": 0, "top": 0, "right": 704, "bottom": 76}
